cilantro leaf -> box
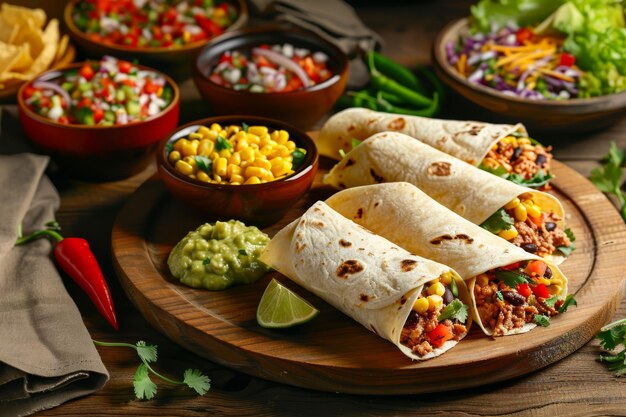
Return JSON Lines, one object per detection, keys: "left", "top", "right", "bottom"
{"left": 291, "top": 148, "right": 306, "bottom": 171}
{"left": 136, "top": 341, "right": 158, "bottom": 363}
{"left": 238, "top": 249, "right": 247, "bottom": 256}
{"left": 496, "top": 291, "right": 504, "bottom": 301}
{"left": 590, "top": 142, "right": 626, "bottom": 223}
{"left": 494, "top": 269, "right": 528, "bottom": 287}
{"left": 194, "top": 155, "right": 213, "bottom": 174}
{"left": 134, "top": 364, "right": 157, "bottom": 400}
{"left": 557, "top": 228, "right": 577, "bottom": 256}
{"left": 437, "top": 299, "right": 469, "bottom": 323}
{"left": 351, "top": 138, "right": 362, "bottom": 149}
{"left": 480, "top": 208, "right": 515, "bottom": 234}
{"left": 545, "top": 296, "right": 558, "bottom": 308}
{"left": 216, "top": 135, "right": 233, "bottom": 151}
{"left": 241, "top": 122, "right": 249, "bottom": 133}
{"left": 183, "top": 369, "right": 211, "bottom": 396}
{"left": 597, "top": 318, "right": 626, "bottom": 376}
{"left": 558, "top": 294, "right": 577, "bottom": 313}
{"left": 165, "top": 142, "right": 174, "bottom": 153}
{"left": 533, "top": 314, "right": 551, "bottom": 327}
{"left": 508, "top": 170, "right": 554, "bottom": 189}
{"left": 202, "top": 258, "right": 210, "bottom": 265}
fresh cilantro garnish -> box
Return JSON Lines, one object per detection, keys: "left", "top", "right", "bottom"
{"left": 194, "top": 155, "right": 213, "bottom": 174}
{"left": 291, "top": 148, "right": 306, "bottom": 171}
{"left": 202, "top": 258, "right": 210, "bottom": 265}
{"left": 557, "top": 228, "right": 576, "bottom": 257}
{"left": 597, "top": 318, "right": 626, "bottom": 376}
{"left": 238, "top": 249, "right": 247, "bottom": 256}
{"left": 437, "top": 299, "right": 469, "bottom": 323}
{"left": 508, "top": 170, "right": 554, "bottom": 189}
{"left": 496, "top": 291, "right": 504, "bottom": 301}
{"left": 558, "top": 294, "right": 577, "bottom": 313}
{"left": 590, "top": 142, "right": 626, "bottom": 222}
{"left": 449, "top": 277, "right": 458, "bottom": 298}
{"left": 545, "top": 296, "right": 558, "bottom": 308}
{"left": 534, "top": 314, "right": 551, "bottom": 327}
{"left": 216, "top": 135, "right": 233, "bottom": 151}
{"left": 351, "top": 138, "right": 362, "bottom": 149}
{"left": 165, "top": 142, "right": 174, "bottom": 154}
{"left": 241, "top": 122, "right": 249, "bottom": 132}
{"left": 480, "top": 208, "right": 515, "bottom": 234}
{"left": 494, "top": 269, "right": 528, "bottom": 287}
{"left": 93, "top": 340, "right": 211, "bottom": 400}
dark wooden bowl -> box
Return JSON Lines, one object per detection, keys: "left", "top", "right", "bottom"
{"left": 432, "top": 18, "right": 626, "bottom": 134}
{"left": 192, "top": 26, "right": 349, "bottom": 129}
{"left": 156, "top": 115, "right": 318, "bottom": 226}
{"left": 18, "top": 62, "right": 180, "bottom": 182}
{"left": 63, "top": 0, "right": 248, "bottom": 70}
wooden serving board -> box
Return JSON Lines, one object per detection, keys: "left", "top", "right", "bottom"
{"left": 112, "top": 158, "right": 626, "bottom": 395}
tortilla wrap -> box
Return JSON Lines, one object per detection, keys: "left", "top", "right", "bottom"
{"left": 317, "top": 108, "right": 526, "bottom": 164}
{"left": 324, "top": 131, "right": 567, "bottom": 264}
{"left": 259, "top": 201, "right": 472, "bottom": 360}
{"left": 325, "top": 182, "right": 569, "bottom": 336}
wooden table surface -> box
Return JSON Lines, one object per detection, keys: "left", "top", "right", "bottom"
{"left": 3, "top": 1, "right": 626, "bottom": 415}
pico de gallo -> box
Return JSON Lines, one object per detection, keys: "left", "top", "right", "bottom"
{"left": 208, "top": 44, "right": 334, "bottom": 93}
{"left": 23, "top": 56, "right": 173, "bottom": 125}
{"left": 72, "top": 0, "right": 238, "bottom": 49}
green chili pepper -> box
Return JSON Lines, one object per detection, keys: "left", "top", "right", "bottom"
{"left": 351, "top": 90, "right": 378, "bottom": 110}
{"left": 417, "top": 66, "right": 447, "bottom": 107}
{"left": 376, "top": 92, "right": 440, "bottom": 117}
{"left": 369, "top": 51, "right": 426, "bottom": 94}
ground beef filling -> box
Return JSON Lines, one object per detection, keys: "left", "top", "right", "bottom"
{"left": 474, "top": 279, "right": 561, "bottom": 337}
{"left": 511, "top": 212, "right": 571, "bottom": 257}
{"left": 483, "top": 137, "right": 552, "bottom": 183}
{"left": 400, "top": 308, "right": 467, "bottom": 356}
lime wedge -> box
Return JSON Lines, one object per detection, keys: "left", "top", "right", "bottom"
{"left": 256, "top": 278, "right": 319, "bottom": 328}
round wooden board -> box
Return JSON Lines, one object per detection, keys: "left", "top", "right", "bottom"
{"left": 112, "top": 156, "right": 626, "bottom": 395}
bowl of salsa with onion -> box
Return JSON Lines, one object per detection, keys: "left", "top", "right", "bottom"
{"left": 18, "top": 56, "right": 180, "bottom": 181}
{"left": 193, "top": 27, "right": 349, "bottom": 128}
{"left": 64, "top": 0, "right": 247, "bottom": 66}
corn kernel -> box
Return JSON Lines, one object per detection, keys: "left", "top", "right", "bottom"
{"left": 246, "top": 133, "right": 260, "bottom": 144}
{"left": 412, "top": 297, "right": 429, "bottom": 314}
{"left": 270, "top": 130, "right": 279, "bottom": 141}
{"left": 227, "top": 164, "right": 242, "bottom": 177}
{"left": 189, "top": 132, "right": 203, "bottom": 140}
{"left": 236, "top": 139, "right": 249, "bottom": 152}
{"left": 209, "top": 151, "right": 219, "bottom": 161}
{"left": 197, "top": 171, "right": 210, "bottom": 182}
{"left": 227, "top": 125, "right": 240, "bottom": 136}
{"left": 245, "top": 166, "right": 268, "bottom": 179}
{"left": 175, "top": 160, "right": 194, "bottom": 176}
{"left": 173, "top": 138, "right": 189, "bottom": 152}
{"left": 498, "top": 227, "right": 519, "bottom": 240}
{"left": 514, "top": 204, "right": 528, "bottom": 222}
{"left": 427, "top": 294, "right": 443, "bottom": 311}
{"left": 244, "top": 176, "right": 261, "bottom": 185}
{"left": 271, "top": 161, "right": 290, "bottom": 178}
{"left": 276, "top": 144, "right": 290, "bottom": 157}
{"left": 440, "top": 271, "right": 453, "bottom": 285}
{"left": 168, "top": 150, "right": 181, "bottom": 164}
{"left": 214, "top": 157, "right": 228, "bottom": 177}
{"left": 504, "top": 198, "right": 520, "bottom": 210}
{"left": 527, "top": 204, "right": 542, "bottom": 218}
{"left": 181, "top": 140, "right": 199, "bottom": 157}
{"left": 260, "top": 144, "right": 273, "bottom": 156}
{"left": 231, "top": 174, "right": 244, "bottom": 184}
{"left": 278, "top": 129, "right": 289, "bottom": 143}
{"left": 261, "top": 170, "right": 274, "bottom": 182}
{"left": 210, "top": 123, "right": 222, "bottom": 132}
{"left": 197, "top": 126, "right": 211, "bottom": 137}
{"left": 428, "top": 282, "right": 446, "bottom": 297}
{"left": 476, "top": 273, "right": 490, "bottom": 287}
{"left": 183, "top": 155, "right": 197, "bottom": 168}
{"left": 206, "top": 130, "right": 218, "bottom": 141}
{"left": 248, "top": 126, "right": 268, "bottom": 136}
{"left": 517, "top": 138, "right": 531, "bottom": 145}
{"left": 549, "top": 285, "right": 563, "bottom": 295}
{"left": 198, "top": 139, "right": 215, "bottom": 156}
{"left": 286, "top": 140, "right": 296, "bottom": 151}
{"left": 253, "top": 158, "right": 272, "bottom": 171}
{"left": 229, "top": 152, "right": 241, "bottom": 166}
{"left": 219, "top": 148, "right": 232, "bottom": 158}
{"left": 241, "top": 147, "right": 255, "bottom": 162}
{"left": 213, "top": 174, "right": 222, "bottom": 183}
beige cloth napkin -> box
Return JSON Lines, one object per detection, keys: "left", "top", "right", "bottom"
{"left": 0, "top": 154, "right": 108, "bottom": 417}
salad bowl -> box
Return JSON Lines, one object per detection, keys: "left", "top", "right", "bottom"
{"left": 432, "top": 18, "right": 626, "bottom": 134}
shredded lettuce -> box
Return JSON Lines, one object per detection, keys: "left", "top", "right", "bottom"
{"left": 470, "top": 0, "right": 565, "bottom": 32}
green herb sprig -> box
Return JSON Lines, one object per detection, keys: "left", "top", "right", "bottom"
{"left": 437, "top": 299, "right": 469, "bottom": 323}
{"left": 590, "top": 142, "right": 626, "bottom": 222}
{"left": 597, "top": 318, "right": 626, "bottom": 376}
{"left": 93, "top": 340, "right": 211, "bottom": 400}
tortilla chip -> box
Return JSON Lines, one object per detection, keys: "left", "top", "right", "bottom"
{"left": 0, "top": 42, "right": 22, "bottom": 73}
{"left": 0, "top": 71, "right": 33, "bottom": 82}
{"left": 27, "top": 18, "right": 58, "bottom": 75}
{"left": 0, "top": 17, "right": 19, "bottom": 43}
{"left": 53, "top": 34, "right": 69, "bottom": 66}
{"left": 13, "top": 24, "right": 44, "bottom": 58}
{"left": 0, "top": 4, "right": 46, "bottom": 30}
{"left": 10, "top": 44, "right": 33, "bottom": 72}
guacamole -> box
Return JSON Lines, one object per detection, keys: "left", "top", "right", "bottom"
{"left": 168, "top": 220, "right": 271, "bottom": 290}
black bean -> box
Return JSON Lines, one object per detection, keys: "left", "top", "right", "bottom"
{"left": 536, "top": 154, "right": 547, "bottom": 167}
{"left": 521, "top": 243, "right": 538, "bottom": 253}
{"left": 443, "top": 287, "right": 454, "bottom": 305}
{"left": 545, "top": 222, "right": 556, "bottom": 231}
{"left": 545, "top": 266, "right": 553, "bottom": 278}
{"left": 502, "top": 290, "right": 526, "bottom": 306}
{"left": 511, "top": 146, "right": 522, "bottom": 161}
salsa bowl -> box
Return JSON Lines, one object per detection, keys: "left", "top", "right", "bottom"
{"left": 432, "top": 18, "right": 626, "bottom": 134}
{"left": 157, "top": 115, "right": 318, "bottom": 226}
{"left": 193, "top": 27, "right": 349, "bottom": 129}
{"left": 18, "top": 61, "right": 180, "bottom": 181}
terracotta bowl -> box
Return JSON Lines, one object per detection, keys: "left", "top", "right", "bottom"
{"left": 63, "top": 0, "right": 248, "bottom": 70}
{"left": 432, "top": 18, "right": 626, "bottom": 134}
{"left": 192, "top": 27, "right": 349, "bottom": 129}
{"left": 157, "top": 115, "right": 318, "bottom": 226}
{"left": 17, "top": 62, "right": 180, "bottom": 182}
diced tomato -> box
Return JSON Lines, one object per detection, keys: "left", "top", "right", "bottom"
{"left": 426, "top": 324, "right": 454, "bottom": 348}
{"left": 144, "top": 79, "right": 159, "bottom": 94}
{"left": 530, "top": 212, "right": 544, "bottom": 228}
{"left": 78, "top": 97, "right": 93, "bottom": 108}
{"left": 526, "top": 260, "right": 547, "bottom": 278}
{"left": 256, "top": 56, "right": 272, "bottom": 67}
{"left": 123, "top": 34, "right": 138, "bottom": 47}
{"left": 532, "top": 283, "right": 550, "bottom": 299}
{"left": 501, "top": 262, "right": 521, "bottom": 270}
{"left": 195, "top": 15, "right": 223, "bottom": 36}
{"left": 559, "top": 53, "right": 576, "bottom": 67}
{"left": 118, "top": 60, "right": 133, "bottom": 74}
{"left": 515, "top": 28, "right": 533, "bottom": 44}
{"left": 162, "top": 8, "right": 178, "bottom": 24}
{"left": 517, "top": 283, "right": 532, "bottom": 298}
{"left": 57, "top": 116, "right": 69, "bottom": 124}
{"left": 121, "top": 79, "right": 136, "bottom": 87}
{"left": 23, "top": 85, "right": 37, "bottom": 98}
{"left": 79, "top": 64, "right": 95, "bottom": 81}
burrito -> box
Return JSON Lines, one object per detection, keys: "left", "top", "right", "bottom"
{"left": 325, "top": 183, "right": 573, "bottom": 337}
{"left": 317, "top": 108, "right": 553, "bottom": 189}
{"left": 259, "top": 201, "right": 472, "bottom": 360}
{"left": 324, "top": 132, "right": 574, "bottom": 263}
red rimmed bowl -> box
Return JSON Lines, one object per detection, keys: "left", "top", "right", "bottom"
{"left": 432, "top": 18, "right": 626, "bottom": 134}
{"left": 63, "top": 0, "right": 248, "bottom": 70}
{"left": 18, "top": 62, "right": 180, "bottom": 182}
{"left": 157, "top": 115, "right": 318, "bottom": 226}
{"left": 192, "top": 26, "right": 349, "bottom": 129}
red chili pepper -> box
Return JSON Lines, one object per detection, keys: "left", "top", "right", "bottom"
{"left": 515, "top": 28, "right": 533, "bottom": 44}
{"left": 559, "top": 53, "right": 576, "bottom": 67}
{"left": 517, "top": 283, "right": 532, "bottom": 298}
{"left": 532, "top": 283, "right": 550, "bottom": 299}
{"left": 426, "top": 323, "right": 453, "bottom": 348}
{"left": 15, "top": 222, "right": 118, "bottom": 330}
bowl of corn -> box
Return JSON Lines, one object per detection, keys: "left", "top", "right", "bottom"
{"left": 157, "top": 115, "right": 318, "bottom": 226}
